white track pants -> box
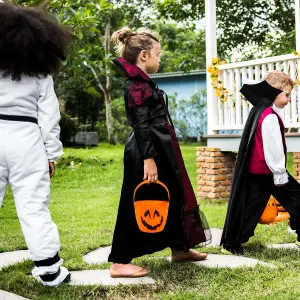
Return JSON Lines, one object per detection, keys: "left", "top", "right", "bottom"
{"left": 0, "top": 120, "right": 61, "bottom": 263}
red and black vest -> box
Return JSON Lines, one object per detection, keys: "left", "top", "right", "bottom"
{"left": 249, "top": 107, "right": 287, "bottom": 174}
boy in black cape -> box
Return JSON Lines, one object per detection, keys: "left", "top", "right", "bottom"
{"left": 221, "top": 71, "right": 300, "bottom": 254}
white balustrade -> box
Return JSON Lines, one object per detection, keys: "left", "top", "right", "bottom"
{"left": 210, "top": 54, "right": 300, "bottom": 131}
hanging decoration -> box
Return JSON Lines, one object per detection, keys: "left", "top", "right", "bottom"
{"left": 207, "top": 57, "right": 230, "bottom": 103}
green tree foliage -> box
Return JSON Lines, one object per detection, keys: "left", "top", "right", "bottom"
{"left": 168, "top": 90, "right": 207, "bottom": 141}
{"left": 217, "top": 0, "right": 295, "bottom": 59}
{"left": 59, "top": 113, "right": 78, "bottom": 145}
{"left": 151, "top": 22, "right": 206, "bottom": 72}
{"left": 154, "top": 0, "right": 204, "bottom": 22}
{"left": 156, "top": 0, "right": 296, "bottom": 59}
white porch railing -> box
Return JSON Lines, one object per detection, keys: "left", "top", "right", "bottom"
{"left": 212, "top": 54, "right": 300, "bottom": 131}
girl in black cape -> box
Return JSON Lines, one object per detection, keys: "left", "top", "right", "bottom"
{"left": 221, "top": 71, "right": 300, "bottom": 254}
{"left": 108, "top": 27, "right": 211, "bottom": 278}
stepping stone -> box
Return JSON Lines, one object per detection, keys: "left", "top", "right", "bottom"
{"left": 208, "top": 228, "right": 223, "bottom": 247}
{"left": 83, "top": 246, "right": 111, "bottom": 264}
{"left": 0, "top": 250, "right": 30, "bottom": 270}
{"left": 69, "top": 270, "right": 155, "bottom": 286}
{"left": 267, "top": 243, "right": 300, "bottom": 250}
{"left": 83, "top": 228, "right": 224, "bottom": 265}
{"left": 0, "top": 290, "right": 29, "bottom": 300}
{"left": 166, "top": 254, "right": 274, "bottom": 268}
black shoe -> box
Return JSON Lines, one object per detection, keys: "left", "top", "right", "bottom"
{"left": 221, "top": 245, "right": 244, "bottom": 255}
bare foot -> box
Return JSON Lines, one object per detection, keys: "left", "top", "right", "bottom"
{"left": 171, "top": 249, "right": 208, "bottom": 262}
{"left": 110, "top": 263, "right": 149, "bottom": 278}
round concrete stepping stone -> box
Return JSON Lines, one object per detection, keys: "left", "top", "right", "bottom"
{"left": 0, "top": 290, "right": 29, "bottom": 300}
{"left": 83, "top": 246, "right": 111, "bottom": 264}
{"left": 267, "top": 243, "right": 300, "bottom": 250}
{"left": 0, "top": 250, "right": 30, "bottom": 270}
{"left": 69, "top": 270, "right": 155, "bottom": 286}
{"left": 192, "top": 254, "right": 274, "bottom": 268}
{"left": 166, "top": 254, "right": 274, "bottom": 268}
{"left": 208, "top": 228, "right": 223, "bottom": 247}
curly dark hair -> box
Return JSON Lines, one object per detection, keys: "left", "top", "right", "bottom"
{"left": 0, "top": 2, "right": 73, "bottom": 81}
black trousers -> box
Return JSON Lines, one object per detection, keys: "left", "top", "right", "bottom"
{"left": 240, "top": 173, "right": 300, "bottom": 244}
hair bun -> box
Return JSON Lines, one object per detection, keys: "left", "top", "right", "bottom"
{"left": 112, "top": 27, "right": 134, "bottom": 44}
{"left": 118, "top": 28, "right": 132, "bottom": 43}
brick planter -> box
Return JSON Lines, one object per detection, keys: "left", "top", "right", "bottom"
{"left": 196, "top": 147, "right": 237, "bottom": 200}
{"left": 196, "top": 148, "right": 300, "bottom": 200}
{"left": 294, "top": 152, "right": 300, "bottom": 184}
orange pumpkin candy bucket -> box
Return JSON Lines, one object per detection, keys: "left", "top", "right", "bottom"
{"left": 259, "top": 196, "right": 277, "bottom": 224}
{"left": 133, "top": 180, "right": 170, "bottom": 233}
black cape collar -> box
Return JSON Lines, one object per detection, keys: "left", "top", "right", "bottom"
{"left": 240, "top": 80, "right": 283, "bottom": 106}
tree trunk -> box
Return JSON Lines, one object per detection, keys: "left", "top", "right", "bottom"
{"left": 88, "top": 66, "right": 115, "bottom": 144}
{"left": 104, "top": 90, "right": 115, "bottom": 145}
{"left": 103, "top": 20, "right": 116, "bottom": 145}
{"left": 88, "top": 20, "right": 115, "bottom": 144}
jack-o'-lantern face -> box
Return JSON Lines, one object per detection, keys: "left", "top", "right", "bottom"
{"left": 141, "top": 209, "right": 164, "bottom": 230}
{"left": 134, "top": 200, "right": 169, "bottom": 233}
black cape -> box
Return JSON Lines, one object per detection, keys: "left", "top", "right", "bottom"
{"left": 220, "top": 81, "right": 282, "bottom": 247}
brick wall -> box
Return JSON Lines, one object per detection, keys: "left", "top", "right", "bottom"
{"left": 196, "top": 147, "right": 237, "bottom": 200}
{"left": 294, "top": 152, "right": 300, "bottom": 184}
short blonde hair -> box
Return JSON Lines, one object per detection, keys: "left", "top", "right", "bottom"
{"left": 264, "top": 70, "right": 294, "bottom": 90}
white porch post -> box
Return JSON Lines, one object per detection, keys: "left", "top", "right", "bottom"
{"left": 205, "top": 0, "right": 218, "bottom": 135}
{"left": 296, "top": 0, "right": 300, "bottom": 51}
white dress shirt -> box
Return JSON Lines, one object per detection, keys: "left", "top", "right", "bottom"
{"left": 261, "top": 104, "right": 289, "bottom": 185}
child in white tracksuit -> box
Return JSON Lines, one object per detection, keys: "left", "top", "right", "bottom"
{"left": 0, "top": 3, "right": 72, "bottom": 286}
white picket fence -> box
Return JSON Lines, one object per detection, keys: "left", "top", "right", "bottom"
{"left": 213, "top": 54, "right": 300, "bottom": 130}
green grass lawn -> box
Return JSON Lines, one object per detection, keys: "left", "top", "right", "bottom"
{"left": 0, "top": 144, "right": 299, "bottom": 299}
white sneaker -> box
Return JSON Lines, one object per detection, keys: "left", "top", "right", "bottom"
{"left": 37, "top": 267, "right": 71, "bottom": 286}
{"left": 288, "top": 225, "right": 296, "bottom": 235}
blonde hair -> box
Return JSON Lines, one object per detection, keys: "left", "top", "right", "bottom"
{"left": 264, "top": 70, "right": 294, "bottom": 90}
{"left": 111, "top": 27, "right": 159, "bottom": 64}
